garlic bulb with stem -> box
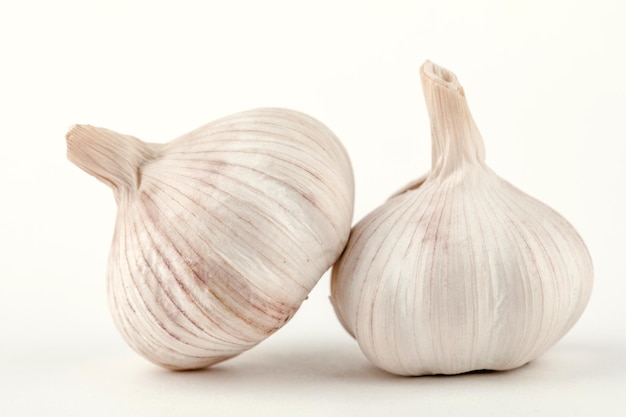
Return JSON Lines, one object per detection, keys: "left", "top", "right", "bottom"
{"left": 330, "top": 61, "right": 593, "bottom": 376}
{"left": 67, "top": 108, "right": 354, "bottom": 370}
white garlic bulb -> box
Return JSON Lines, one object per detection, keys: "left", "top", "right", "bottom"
{"left": 67, "top": 108, "right": 354, "bottom": 370}
{"left": 330, "top": 61, "right": 593, "bottom": 376}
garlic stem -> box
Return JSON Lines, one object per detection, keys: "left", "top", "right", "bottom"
{"left": 420, "top": 61, "right": 486, "bottom": 178}
{"left": 66, "top": 125, "right": 160, "bottom": 200}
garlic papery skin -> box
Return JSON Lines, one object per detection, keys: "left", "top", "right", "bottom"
{"left": 330, "top": 61, "right": 593, "bottom": 376}
{"left": 67, "top": 108, "right": 354, "bottom": 370}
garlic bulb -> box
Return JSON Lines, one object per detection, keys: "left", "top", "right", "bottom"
{"left": 67, "top": 108, "right": 354, "bottom": 370}
{"left": 330, "top": 61, "right": 593, "bottom": 376}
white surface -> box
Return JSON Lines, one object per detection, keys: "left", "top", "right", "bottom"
{"left": 1, "top": 1, "right": 625, "bottom": 416}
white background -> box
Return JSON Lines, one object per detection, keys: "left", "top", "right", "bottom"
{"left": 1, "top": 0, "right": 625, "bottom": 415}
